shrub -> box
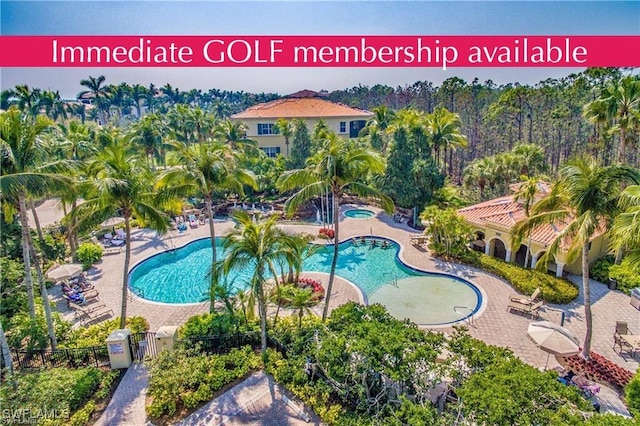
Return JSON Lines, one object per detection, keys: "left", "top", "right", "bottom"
{"left": 561, "top": 351, "right": 635, "bottom": 390}
{"left": 62, "top": 316, "right": 149, "bottom": 348}
{"left": 609, "top": 258, "right": 640, "bottom": 294}
{"left": 590, "top": 256, "right": 614, "bottom": 284}
{"left": 146, "top": 345, "right": 261, "bottom": 419}
{"left": 75, "top": 243, "right": 103, "bottom": 269}
{"left": 0, "top": 367, "right": 103, "bottom": 425}
{"left": 318, "top": 228, "right": 335, "bottom": 239}
{"left": 476, "top": 255, "right": 579, "bottom": 304}
{"left": 626, "top": 371, "right": 640, "bottom": 418}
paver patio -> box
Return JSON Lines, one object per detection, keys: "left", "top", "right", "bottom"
{"left": 37, "top": 202, "right": 639, "bottom": 422}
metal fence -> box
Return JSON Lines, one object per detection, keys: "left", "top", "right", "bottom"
{"left": 11, "top": 346, "right": 110, "bottom": 370}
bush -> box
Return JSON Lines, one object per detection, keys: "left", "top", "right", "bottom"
{"left": 626, "top": 370, "right": 640, "bottom": 417}
{"left": 609, "top": 258, "right": 640, "bottom": 294}
{"left": 61, "top": 316, "right": 149, "bottom": 348}
{"left": 0, "top": 367, "right": 103, "bottom": 425}
{"left": 75, "top": 243, "right": 103, "bottom": 269}
{"left": 590, "top": 256, "right": 614, "bottom": 284}
{"left": 146, "top": 345, "right": 261, "bottom": 419}
{"left": 476, "top": 255, "right": 579, "bottom": 304}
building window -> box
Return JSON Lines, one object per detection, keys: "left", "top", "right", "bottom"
{"left": 257, "top": 123, "right": 278, "bottom": 135}
{"left": 261, "top": 147, "right": 281, "bottom": 158}
{"left": 339, "top": 121, "right": 346, "bottom": 133}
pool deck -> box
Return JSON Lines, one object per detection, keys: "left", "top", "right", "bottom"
{"left": 42, "top": 203, "right": 639, "bottom": 418}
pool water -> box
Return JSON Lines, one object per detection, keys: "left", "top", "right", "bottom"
{"left": 344, "top": 208, "right": 376, "bottom": 219}
{"left": 129, "top": 238, "right": 482, "bottom": 325}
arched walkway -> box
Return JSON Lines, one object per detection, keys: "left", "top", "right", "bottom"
{"left": 490, "top": 238, "right": 507, "bottom": 261}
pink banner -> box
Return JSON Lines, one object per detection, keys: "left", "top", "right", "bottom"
{"left": 1, "top": 36, "right": 637, "bottom": 68}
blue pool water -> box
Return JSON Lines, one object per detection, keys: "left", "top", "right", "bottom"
{"left": 129, "top": 237, "right": 482, "bottom": 325}
{"left": 344, "top": 208, "right": 376, "bottom": 219}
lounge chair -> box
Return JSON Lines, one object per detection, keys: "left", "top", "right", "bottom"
{"left": 509, "top": 288, "right": 541, "bottom": 305}
{"left": 188, "top": 214, "right": 198, "bottom": 228}
{"left": 91, "top": 237, "right": 122, "bottom": 254}
{"left": 115, "top": 228, "right": 126, "bottom": 240}
{"left": 507, "top": 299, "right": 543, "bottom": 319}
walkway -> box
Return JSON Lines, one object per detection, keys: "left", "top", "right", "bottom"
{"left": 94, "top": 363, "right": 151, "bottom": 426}
{"left": 35, "top": 202, "right": 638, "bottom": 421}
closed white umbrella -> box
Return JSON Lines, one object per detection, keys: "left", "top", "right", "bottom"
{"left": 46, "top": 263, "right": 83, "bottom": 281}
{"left": 100, "top": 217, "right": 125, "bottom": 228}
{"left": 527, "top": 320, "right": 580, "bottom": 369}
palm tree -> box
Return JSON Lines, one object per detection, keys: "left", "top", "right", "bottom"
{"left": 363, "top": 105, "right": 396, "bottom": 153}
{"left": 275, "top": 118, "right": 293, "bottom": 157}
{"left": 284, "top": 285, "right": 316, "bottom": 327}
{"left": 13, "top": 84, "right": 42, "bottom": 116}
{"left": 463, "top": 156, "right": 495, "bottom": 200}
{"left": 78, "top": 75, "right": 110, "bottom": 125}
{"left": 514, "top": 159, "right": 639, "bottom": 359}
{"left": 73, "top": 141, "right": 168, "bottom": 328}
{"left": 130, "top": 84, "right": 149, "bottom": 118}
{"left": 0, "top": 107, "right": 67, "bottom": 349}
{"left": 215, "top": 119, "right": 257, "bottom": 151}
{"left": 585, "top": 76, "right": 640, "bottom": 163}
{"left": 610, "top": 185, "right": 640, "bottom": 271}
{"left": 158, "top": 141, "right": 256, "bottom": 265}
{"left": 215, "top": 211, "right": 287, "bottom": 353}
{"left": 131, "top": 113, "right": 167, "bottom": 168}
{"left": 277, "top": 134, "right": 393, "bottom": 321}
{"left": 513, "top": 175, "right": 542, "bottom": 268}
{"left": 427, "top": 107, "right": 467, "bottom": 175}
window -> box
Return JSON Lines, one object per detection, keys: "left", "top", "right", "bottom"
{"left": 261, "top": 147, "right": 281, "bottom": 158}
{"left": 339, "top": 121, "right": 346, "bottom": 133}
{"left": 257, "top": 123, "right": 277, "bottom": 135}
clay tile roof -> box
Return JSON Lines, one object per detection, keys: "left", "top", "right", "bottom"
{"left": 231, "top": 97, "right": 373, "bottom": 119}
{"left": 457, "top": 195, "right": 606, "bottom": 248}
{"left": 287, "top": 89, "right": 320, "bottom": 98}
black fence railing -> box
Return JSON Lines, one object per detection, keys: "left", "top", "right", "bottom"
{"left": 11, "top": 346, "right": 110, "bottom": 370}
{"left": 178, "top": 332, "right": 262, "bottom": 355}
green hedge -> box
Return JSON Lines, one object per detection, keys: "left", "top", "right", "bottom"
{"left": 477, "top": 255, "right": 579, "bottom": 304}
{"left": 146, "top": 345, "right": 261, "bottom": 419}
{"left": 0, "top": 367, "right": 103, "bottom": 425}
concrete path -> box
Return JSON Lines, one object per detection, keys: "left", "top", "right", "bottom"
{"left": 95, "top": 363, "right": 152, "bottom": 426}
{"left": 176, "top": 371, "right": 320, "bottom": 426}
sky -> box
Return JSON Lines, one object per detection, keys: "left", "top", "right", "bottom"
{"left": 1, "top": 1, "right": 639, "bottom": 98}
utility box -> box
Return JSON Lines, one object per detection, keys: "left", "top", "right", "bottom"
{"left": 155, "top": 326, "right": 179, "bottom": 354}
{"left": 106, "top": 329, "right": 132, "bottom": 369}
{"left": 630, "top": 288, "right": 640, "bottom": 311}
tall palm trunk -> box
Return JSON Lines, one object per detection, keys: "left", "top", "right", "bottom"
{"left": 19, "top": 194, "right": 37, "bottom": 319}
{"left": 119, "top": 216, "right": 132, "bottom": 329}
{"left": 205, "top": 196, "right": 217, "bottom": 264}
{"left": 256, "top": 277, "right": 268, "bottom": 354}
{"left": 581, "top": 241, "right": 593, "bottom": 359}
{"left": 27, "top": 231, "right": 57, "bottom": 350}
{"left": 322, "top": 189, "right": 340, "bottom": 322}
{"left": 619, "top": 127, "right": 626, "bottom": 164}
{"left": 0, "top": 320, "right": 16, "bottom": 389}
{"left": 29, "top": 199, "right": 44, "bottom": 242}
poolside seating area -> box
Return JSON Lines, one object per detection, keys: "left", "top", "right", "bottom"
{"left": 507, "top": 299, "right": 544, "bottom": 319}
{"left": 613, "top": 321, "right": 639, "bottom": 358}
{"left": 409, "top": 234, "right": 428, "bottom": 248}
{"left": 91, "top": 236, "right": 123, "bottom": 254}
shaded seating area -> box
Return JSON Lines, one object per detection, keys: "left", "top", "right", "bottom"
{"left": 409, "top": 234, "right": 428, "bottom": 247}
{"left": 613, "top": 321, "right": 639, "bottom": 358}
{"left": 507, "top": 299, "right": 543, "bottom": 319}
{"left": 67, "top": 298, "right": 114, "bottom": 326}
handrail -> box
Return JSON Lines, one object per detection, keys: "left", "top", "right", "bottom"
{"left": 454, "top": 305, "right": 475, "bottom": 327}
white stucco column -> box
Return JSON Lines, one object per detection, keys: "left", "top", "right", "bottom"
{"left": 484, "top": 243, "right": 491, "bottom": 256}
{"left": 530, "top": 253, "right": 539, "bottom": 269}
{"left": 505, "top": 249, "right": 512, "bottom": 263}
{"left": 555, "top": 262, "right": 565, "bottom": 277}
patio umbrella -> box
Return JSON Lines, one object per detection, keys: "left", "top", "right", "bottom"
{"left": 527, "top": 320, "right": 580, "bottom": 369}
{"left": 100, "top": 217, "right": 125, "bottom": 228}
{"left": 46, "top": 263, "right": 83, "bottom": 281}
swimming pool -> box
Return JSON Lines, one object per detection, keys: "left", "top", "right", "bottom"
{"left": 344, "top": 208, "right": 376, "bottom": 219}
{"left": 129, "top": 237, "right": 482, "bottom": 325}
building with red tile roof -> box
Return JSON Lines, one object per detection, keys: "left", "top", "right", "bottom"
{"left": 457, "top": 184, "right": 609, "bottom": 276}
{"left": 231, "top": 90, "right": 372, "bottom": 157}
